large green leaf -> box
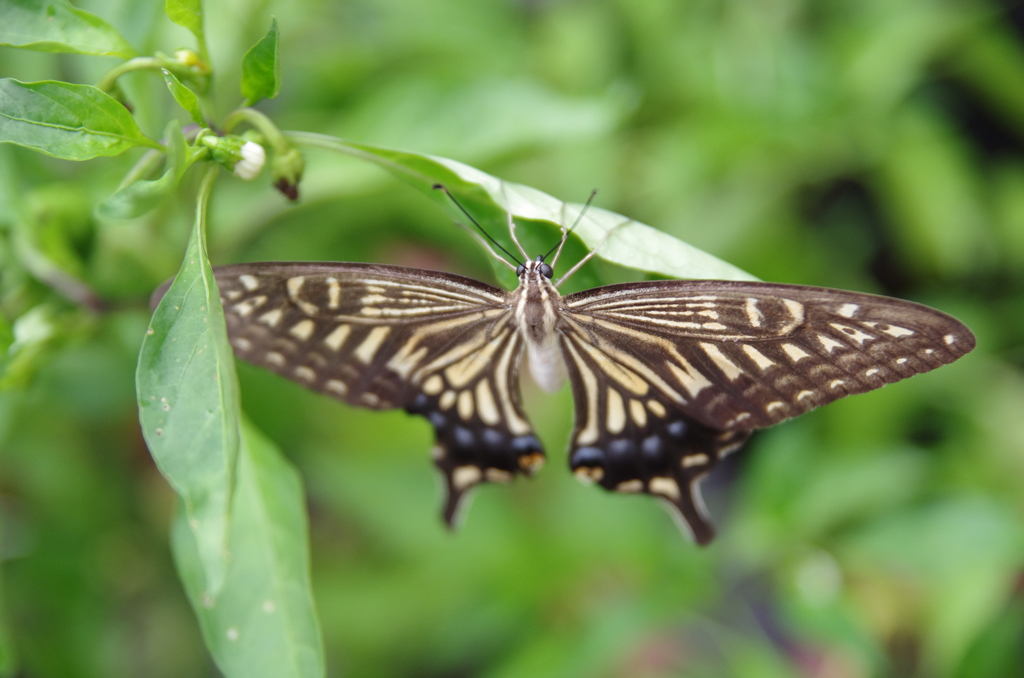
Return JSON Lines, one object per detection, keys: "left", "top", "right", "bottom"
{"left": 285, "top": 133, "right": 757, "bottom": 283}
{"left": 0, "top": 79, "right": 160, "bottom": 160}
{"left": 172, "top": 417, "right": 324, "bottom": 678}
{"left": 136, "top": 168, "right": 238, "bottom": 595}
{"left": 241, "top": 18, "right": 281, "bottom": 106}
{"left": 0, "top": 0, "right": 137, "bottom": 58}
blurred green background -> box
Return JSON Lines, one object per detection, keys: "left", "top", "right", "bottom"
{"left": 2, "top": 0, "right": 1023, "bottom": 676}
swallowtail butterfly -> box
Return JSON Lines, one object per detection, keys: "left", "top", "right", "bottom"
{"left": 207, "top": 199, "right": 974, "bottom": 544}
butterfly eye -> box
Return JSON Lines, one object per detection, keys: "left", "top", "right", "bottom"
{"left": 516, "top": 264, "right": 526, "bottom": 276}
{"left": 540, "top": 263, "right": 553, "bottom": 279}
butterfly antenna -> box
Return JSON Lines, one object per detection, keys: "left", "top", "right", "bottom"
{"left": 500, "top": 183, "right": 531, "bottom": 261}
{"left": 434, "top": 185, "right": 522, "bottom": 268}
{"left": 546, "top": 189, "right": 597, "bottom": 269}
{"left": 554, "top": 217, "right": 630, "bottom": 289}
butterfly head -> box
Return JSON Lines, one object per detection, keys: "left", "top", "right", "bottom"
{"left": 516, "top": 256, "right": 554, "bottom": 280}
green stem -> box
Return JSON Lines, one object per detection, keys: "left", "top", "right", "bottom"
{"left": 194, "top": 165, "right": 219, "bottom": 247}
{"left": 97, "top": 56, "right": 206, "bottom": 94}
{"left": 223, "top": 108, "right": 287, "bottom": 153}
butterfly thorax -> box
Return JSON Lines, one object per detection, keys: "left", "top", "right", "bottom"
{"left": 512, "top": 260, "right": 566, "bottom": 393}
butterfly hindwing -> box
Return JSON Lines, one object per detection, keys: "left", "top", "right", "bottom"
{"left": 214, "top": 262, "right": 545, "bottom": 523}
{"left": 560, "top": 328, "right": 750, "bottom": 544}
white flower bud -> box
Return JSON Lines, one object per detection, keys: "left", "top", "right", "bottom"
{"left": 233, "top": 141, "right": 266, "bottom": 180}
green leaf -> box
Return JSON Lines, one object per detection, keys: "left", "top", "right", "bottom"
{"left": 0, "top": 561, "right": 14, "bottom": 676}
{"left": 172, "top": 417, "right": 325, "bottom": 678}
{"left": 162, "top": 68, "right": 205, "bottom": 126}
{"left": 136, "top": 168, "right": 238, "bottom": 595}
{"left": 0, "top": 79, "right": 160, "bottom": 160}
{"left": 165, "top": 0, "right": 204, "bottom": 45}
{"left": 99, "top": 120, "right": 196, "bottom": 218}
{"left": 286, "top": 133, "right": 757, "bottom": 283}
{"left": 241, "top": 18, "right": 281, "bottom": 106}
{"left": 0, "top": 305, "right": 57, "bottom": 390}
{"left": 0, "top": 0, "right": 137, "bottom": 59}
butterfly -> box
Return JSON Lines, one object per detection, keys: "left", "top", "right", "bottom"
{"left": 210, "top": 190, "right": 975, "bottom": 544}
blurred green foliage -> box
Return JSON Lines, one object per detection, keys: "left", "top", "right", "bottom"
{"left": 1, "top": 0, "right": 1023, "bottom": 677}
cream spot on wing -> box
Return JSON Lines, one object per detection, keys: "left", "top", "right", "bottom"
{"left": 258, "top": 308, "right": 283, "bottom": 328}
{"left": 615, "top": 479, "right": 644, "bottom": 493}
{"left": 742, "top": 344, "right": 774, "bottom": 370}
{"left": 829, "top": 379, "right": 845, "bottom": 389}
{"left": 700, "top": 342, "right": 743, "bottom": 380}
{"left": 485, "top": 468, "right": 513, "bottom": 483}
{"left": 226, "top": 290, "right": 242, "bottom": 300}
{"left": 647, "top": 400, "right": 667, "bottom": 418}
{"left": 830, "top": 323, "right": 875, "bottom": 345}
{"left": 567, "top": 343, "right": 600, "bottom": 446}
{"left": 439, "top": 390, "right": 457, "bottom": 410}
{"left": 796, "top": 390, "right": 815, "bottom": 401}
{"left": 782, "top": 343, "right": 811, "bottom": 362}
{"left": 423, "top": 374, "right": 444, "bottom": 395}
{"left": 323, "top": 324, "right": 351, "bottom": 352}
{"left": 766, "top": 401, "right": 785, "bottom": 413}
{"left": 386, "top": 342, "right": 429, "bottom": 379}
{"left": 726, "top": 412, "right": 751, "bottom": 427}
{"left": 265, "top": 351, "right": 285, "bottom": 367}
{"left": 289, "top": 319, "right": 315, "bottom": 341}
{"left": 944, "top": 334, "right": 956, "bottom": 345}
{"left": 231, "top": 337, "right": 252, "bottom": 352}
{"left": 354, "top": 326, "right": 391, "bottom": 364}
{"left": 924, "top": 348, "right": 935, "bottom": 355}
{"left": 666, "top": 358, "right": 712, "bottom": 398}
{"left": 896, "top": 358, "right": 908, "bottom": 365}
{"left": 575, "top": 341, "right": 648, "bottom": 395}
{"left": 649, "top": 477, "right": 681, "bottom": 500}
{"left": 457, "top": 390, "right": 475, "bottom": 421}
{"left": 865, "top": 368, "right": 880, "bottom": 377}
{"left": 574, "top": 467, "right": 604, "bottom": 485}
{"left": 881, "top": 325, "right": 914, "bottom": 338}
{"left": 326, "top": 277, "right": 341, "bottom": 309}
{"left": 818, "top": 334, "right": 847, "bottom": 353}
{"left": 239, "top": 274, "right": 259, "bottom": 291}
{"left": 286, "top": 276, "right": 305, "bottom": 300}
{"left": 702, "top": 322, "right": 727, "bottom": 331}
{"left": 837, "top": 303, "right": 859, "bottom": 318}
{"left": 325, "top": 379, "right": 347, "bottom": 395}
{"left": 745, "top": 298, "right": 763, "bottom": 327}
{"left": 452, "top": 465, "right": 481, "bottom": 490}
{"left": 444, "top": 334, "right": 505, "bottom": 389}
{"left": 360, "top": 392, "right": 380, "bottom": 406}
{"left": 232, "top": 295, "right": 267, "bottom": 317}
{"left": 606, "top": 388, "right": 626, "bottom": 435}
{"left": 630, "top": 399, "right": 647, "bottom": 428}
{"left": 681, "top": 453, "right": 709, "bottom": 468}
{"left": 784, "top": 299, "right": 805, "bottom": 324}
{"left": 475, "top": 380, "right": 500, "bottom": 425}
{"left": 294, "top": 366, "right": 316, "bottom": 382}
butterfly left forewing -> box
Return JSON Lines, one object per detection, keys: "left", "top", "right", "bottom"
{"left": 559, "top": 279, "right": 974, "bottom": 541}
{"left": 215, "top": 262, "right": 545, "bottom": 524}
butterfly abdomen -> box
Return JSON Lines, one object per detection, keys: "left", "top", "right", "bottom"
{"left": 514, "top": 264, "right": 567, "bottom": 393}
